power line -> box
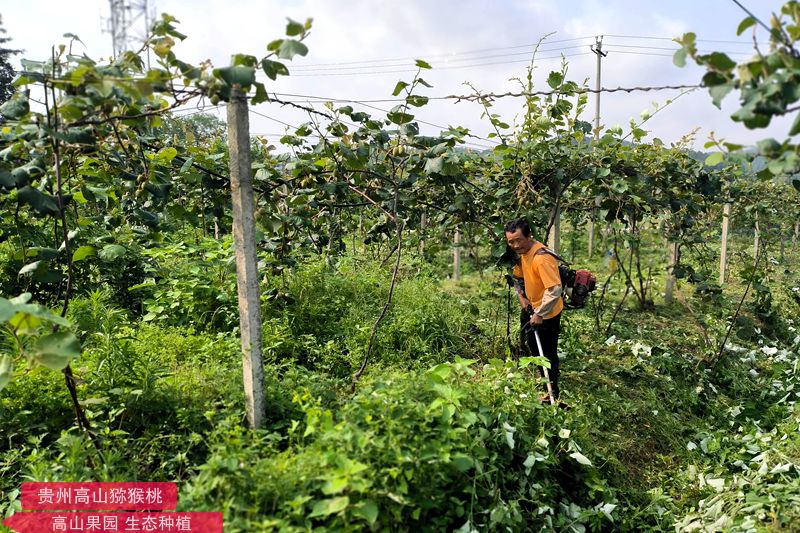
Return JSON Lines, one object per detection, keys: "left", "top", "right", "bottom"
{"left": 604, "top": 33, "right": 753, "bottom": 45}
{"left": 288, "top": 33, "right": 752, "bottom": 72}
{"left": 293, "top": 35, "right": 596, "bottom": 69}
{"left": 291, "top": 44, "right": 592, "bottom": 72}
{"left": 286, "top": 52, "right": 592, "bottom": 78}
{"left": 604, "top": 43, "right": 752, "bottom": 56}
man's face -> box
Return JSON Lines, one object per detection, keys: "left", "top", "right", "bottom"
{"left": 505, "top": 229, "right": 532, "bottom": 254}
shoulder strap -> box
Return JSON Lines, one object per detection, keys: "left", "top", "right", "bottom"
{"left": 535, "top": 247, "right": 570, "bottom": 265}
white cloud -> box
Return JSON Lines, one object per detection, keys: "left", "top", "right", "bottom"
{"left": 2, "top": 0, "right": 794, "bottom": 148}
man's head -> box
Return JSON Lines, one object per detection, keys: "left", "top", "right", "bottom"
{"left": 504, "top": 218, "right": 534, "bottom": 254}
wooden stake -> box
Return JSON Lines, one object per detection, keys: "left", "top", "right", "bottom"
{"left": 453, "top": 229, "right": 461, "bottom": 281}
{"left": 719, "top": 203, "right": 730, "bottom": 285}
{"left": 665, "top": 241, "right": 679, "bottom": 305}
{"left": 227, "top": 87, "right": 265, "bottom": 429}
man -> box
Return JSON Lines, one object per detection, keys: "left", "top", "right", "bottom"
{"left": 504, "top": 218, "right": 564, "bottom": 401}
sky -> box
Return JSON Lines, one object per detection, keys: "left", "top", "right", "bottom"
{"left": 2, "top": 0, "right": 794, "bottom": 152}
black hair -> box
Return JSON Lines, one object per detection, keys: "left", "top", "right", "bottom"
{"left": 504, "top": 218, "right": 530, "bottom": 237}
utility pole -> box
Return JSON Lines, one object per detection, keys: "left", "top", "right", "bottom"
{"left": 587, "top": 36, "right": 607, "bottom": 258}
{"left": 227, "top": 87, "right": 265, "bottom": 429}
{"left": 591, "top": 36, "right": 606, "bottom": 138}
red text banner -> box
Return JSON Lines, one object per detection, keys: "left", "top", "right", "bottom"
{"left": 21, "top": 483, "right": 178, "bottom": 511}
{"left": 3, "top": 511, "right": 223, "bottom": 533}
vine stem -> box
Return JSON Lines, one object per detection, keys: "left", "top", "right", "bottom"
{"left": 46, "top": 48, "right": 99, "bottom": 450}
{"left": 701, "top": 247, "right": 764, "bottom": 370}
{"left": 352, "top": 220, "right": 403, "bottom": 386}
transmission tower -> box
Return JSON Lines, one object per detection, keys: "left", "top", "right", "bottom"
{"left": 103, "top": 0, "right": 156, "bottom": 62}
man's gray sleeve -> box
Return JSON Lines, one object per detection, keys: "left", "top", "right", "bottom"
{"left": 535, "top": 285, "right": 562, "bottom": 317}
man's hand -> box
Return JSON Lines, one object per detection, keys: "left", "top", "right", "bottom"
{"left": 520, "top": 298, "right": 531, "bottom": 310}
{"left": 530, "top": 314, "right": 543, "bottom": 327}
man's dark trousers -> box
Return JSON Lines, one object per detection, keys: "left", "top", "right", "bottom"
{"left": 520, "top": 309, "right": 562, "bottom": 399}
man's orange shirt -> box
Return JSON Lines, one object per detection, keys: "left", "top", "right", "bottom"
{"left": 512, "top": 241, "right": 564, "bottom": 319}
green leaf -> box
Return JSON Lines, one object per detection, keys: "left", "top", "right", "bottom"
{"left": 17, "top": 186, "right": 59, "bottom": 216}
{"left": 0, "top": 95, "right": 30, "bottom": 120}
{"left": 277, "top": 39, "right": 308, "bottom": 60}
{"left": 309, "top": 496, "right": 349, "bottom": 518}
{"left": 0, "top": 355, "right": 12, "bottom": 392}
{"left": 737, "top": 16, "right": 757, "bottom": 36}
{"left": 703, "top": 52, "right": 736, "bottom": 72}
{"left": 570, "top": 451, "right": 592, "bottom": 466}
{"left": 29, "top": 247, "right": 58, "bottom": 260}
{"left": 387, "top": 108, "right": 414, "bottom": 125}
{"left": 321, "top": 477, "right": 348, "bottom": 495}
{"left": 72, "top": 245, "right": 96, "bottom": 262}
{"left": 19, "top": 261, "right": 41, "bottom": 276}
{"left": 451, "top": 454, "right": 474, "bottom": 472}
{"left": 704, "top": 152, "right": 724, "bottom": 166}
{"left": 415, "top": 59, "right": 432, "bottom": 69}
{"left": 252, "top": 82, "right": 269, "bottom": 105}
{"left": 709, "top": 83, "right": 734, "bottom": 108}
{"left": 261, "top": 59, "right": 289, "bottom": 81}
{"left": 285, "top": 18, "right": 305, "bottom": 36}
{"left": 424, "top": 156, "right": 444, "bottom": 175}
{"left": 98, "top": 244, "right": 126, "bottom": 261}
{"left": 672, "top": 47, "right": 688, "bottom": 68}
{"left": 793, "top": 178, "right": 800, "bottom": 193}
{"left": 547, "top": 71, "right": 564, "bottom": 89}
{"left": 353, "top": 499, "right": 379, "bottom": 525}
{"left": 215, "top": 66, "right": 256, "bottom": 87}
{"left": 392, "top": 81, "right": 409, "bottom": 96}
{"left": 406, "top": 95, "right": 428, "bottom": 107}
{"left": 756, "top": 138, "right": 782, "bottom": 156}
{"left": 31, "top": 332, "right": 80, "bottom": 370}
{"left": 0, "top": 297, "right": 18, "bottom": 323}
{"left": 790, "top": 112, "right": 800, "bottom": 136}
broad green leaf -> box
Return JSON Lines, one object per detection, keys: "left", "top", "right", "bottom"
{"left": 261, "top": 59, "right": 289, "bottom": 80}
{"left": 392, "top": 81, "right": 409, "bottom": 96}
{"left": 451, "top": 454, "right": 474, "bottom": 472}
{"left": 0, "top": 297, "right": 18, "bottom": 323}
{"left": 415, "top": 59, "right": 432, "bottom": 69}
{"left": 17, "top": 186, "right": 59, "bottom": 216}
{"left": 0, "top": 355, "right": 12, "bottom": 392}
{"left": 321, "top": 477, "right": 348, "bottom": 495}
{"left": 672, "top": 48, "right": 687, "bottom": 68}
{"left": 547, "top": 71, "right": 564, "bottom": 89}
{"left": 352, "top": 499, "right": 378, "bottom": 525}
{"left": 703, "top": 52, "right": 736, "bottom": 72}
{"left": 387, "top": 109, "right": 414, "bottom": 125}
{"left": 570, "top": 451, "right": 592, "bottom": 466}
{"left": 72, "top": 245, "right": 96, "bottom": 262}
{"left": 277, "top": 39, "right": 308, "bottom": 60}
{"left": 215, "top": 66, "right": 256, "bottom": 87}
{"left": 309, "top": 496, "right": 349, "bottom": 517}
{"left": 428, "top": 363, "right": 451, "bottom": 380}
{"left": 31, "top": 332, "right": 80, "bottom": 370}
{"left": 252, "top": 82, "right": 269, "bottom": 104}
{"left": 0, "top": 95, "right": 30, "bottom": 120}
{"left": 737, "top": 16, "right": 757, "bottom": 35}
{"left": 99, "top": 244, "right": 126, "bottom": 261}
{"left": 406, "top": 95, "right": 428, "bottom": 107}
{"left": 790, "top": 112, "right": 800, "bottom": 136}
{"left": 19, "top": 261, "right": 41, "bottom": 276}
{"left": 704, "top": 152, "right": 724, "bottom": 166}
{"left": 285, "top": 18, "right": 305, "bottom": 36}
{"left": 709, "top": 83, "right": 734, "bottom": 108}
{"left": 155, "top": 147, "right": 178, "bottom": 164}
